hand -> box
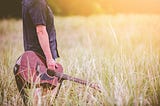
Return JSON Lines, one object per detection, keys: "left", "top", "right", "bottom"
{"left": 46, "top": 58, "right": 59, "bottom": 86}
{"left": 46, "top": 58, "right": 58, "bottom": 71}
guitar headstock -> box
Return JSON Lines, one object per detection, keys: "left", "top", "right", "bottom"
{"left": 90, "top": 83, "right": 102, "bottom": 92}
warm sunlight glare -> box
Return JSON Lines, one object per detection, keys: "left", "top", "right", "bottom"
{"left": 48, "top": 0, "right": 160, "bottom": 15}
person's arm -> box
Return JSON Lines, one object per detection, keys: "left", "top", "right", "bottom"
{"left": 36, "top": 25, "right": 57, "bottom": 70}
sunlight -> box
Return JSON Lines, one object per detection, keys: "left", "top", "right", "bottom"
{"left": 47, "top": 0, "right": 160, "bottom": 15}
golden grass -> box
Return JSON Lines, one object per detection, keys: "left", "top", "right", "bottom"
{"left": 0, "top": 14, "right": 160, "bottom": 106}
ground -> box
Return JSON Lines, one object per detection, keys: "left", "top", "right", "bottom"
{"left": 0, "top": 14, "right": 160, "bottom": 106}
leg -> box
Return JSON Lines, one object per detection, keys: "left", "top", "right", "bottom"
{"left": 33, "top": 88, "right": 42, "bottom": 106}
{"left": 32, "top": 85, "right": 59, "bottom": 106}
{"left": 15, "top": 76, "right": 29, "bottom": 106}
{"left": 14, "top": 64, "right": 28, "bottom": 106}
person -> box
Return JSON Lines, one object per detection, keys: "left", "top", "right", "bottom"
{"left": 15, "top": 0, "right": 60, "bottom": 105}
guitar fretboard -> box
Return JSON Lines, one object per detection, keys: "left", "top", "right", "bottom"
{"left": 47, "top": 70, "right": 101, "bottom": 91}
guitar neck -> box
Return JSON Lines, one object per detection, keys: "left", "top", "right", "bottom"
{"left": 49, "top": 70, "right": 97, "bottom": 90}
{"left": 61, "top": 73, "right": 88, "bottom": 85}
{"left": 54, "top": 71, "right": 88, "bottom": 85}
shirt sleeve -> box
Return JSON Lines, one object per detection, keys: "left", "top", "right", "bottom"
{"left": 28, "top": 0, "right": 47, "bottom": 26}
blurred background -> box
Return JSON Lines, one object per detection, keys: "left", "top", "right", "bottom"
{"left": 0, "top": 0, "right": 160, "bottom": 18}
{"left": 0, "top": 0, "right": 160, "bottom": 105}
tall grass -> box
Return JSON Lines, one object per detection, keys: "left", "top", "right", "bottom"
{"left": 0, "top": 14, "right": 160, "bottom": 106}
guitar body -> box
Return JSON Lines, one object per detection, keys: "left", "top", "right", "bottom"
{"left": 14, "top": 51, "right": 101, "bottom": 104}
{"left": 15, "top": 51, "right": 63, "bottom": 89}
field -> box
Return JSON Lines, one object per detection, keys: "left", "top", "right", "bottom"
{"left": 0, "top": 14, "right": 160, "bottom": 106}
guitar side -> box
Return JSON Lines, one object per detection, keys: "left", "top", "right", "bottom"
{"left": 18, "top": 51, "right": 101, "bottom": 92}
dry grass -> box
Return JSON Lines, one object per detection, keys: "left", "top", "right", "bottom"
{"left": 0, "top": 14, "right": 160, "bottom": 106}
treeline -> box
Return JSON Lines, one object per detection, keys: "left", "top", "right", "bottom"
{"left": 0, "top": 0, "right": 22, "bottom": 18}
{"left": 47, "top": 0, "right": 105, "bottom": 16}
{"left": 48, "top": 0, "right": 160, "bottom": 15}
{"left": 1, "top": 0, "right": 103, "bottom": 18}
{"left": 0, "top": 0, "right": 160, "bottom": 18}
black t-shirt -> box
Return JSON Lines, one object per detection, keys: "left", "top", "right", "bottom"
{"left": 22, "top": 0, "right": 59, "bottom": 59}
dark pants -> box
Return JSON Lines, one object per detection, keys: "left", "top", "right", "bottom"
{"left": 13, "top": 64, "right": 29, "bottom": 106}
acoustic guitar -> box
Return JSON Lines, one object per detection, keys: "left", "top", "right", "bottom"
{"left": 14, "top": 51, "right": 101, "bottom": 93}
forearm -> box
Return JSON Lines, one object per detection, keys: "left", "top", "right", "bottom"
{"left": 36, "top": 25, "right": 53, "bottom": 60}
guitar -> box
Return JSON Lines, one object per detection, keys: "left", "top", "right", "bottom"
{"left": 15, "top": 51, "right": 101, "bottom": 93}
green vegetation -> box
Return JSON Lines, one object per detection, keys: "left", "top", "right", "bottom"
{"left": 47, "top": 0, "right": 104, "bottom": 15}
{"left": 47, "top": 0, "right": 160, "bottom": 15}
{"left": 0, "top": 14, "right": 160, "bottom": 106}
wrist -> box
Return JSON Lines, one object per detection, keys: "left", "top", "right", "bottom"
{"left": 46, "top": 58, "right": 55, "bottom": 64}
{"left": 45, "top": 55, "right": 52, "bottom": 60}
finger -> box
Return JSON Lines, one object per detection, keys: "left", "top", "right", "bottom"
{"left": 48, "top": 64, "right": 56, "bottom": 70}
